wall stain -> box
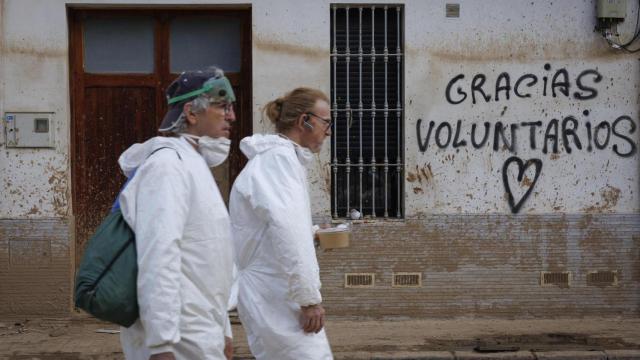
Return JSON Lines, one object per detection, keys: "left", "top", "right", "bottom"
{"left": 421, "top": 163, "right": 434, "bottom": 183}
{"left": 4, "top": 43, "right": 66, "bottom": 58}
{"left": 426, "top": 33, "right": 623, "bottom": 63}
{"left": 255, "top": 36, "right": 325, "bottom": 59}
{"left": 583, "top": 185, "right": 621, "bottom": 213}
{"left": 46, "top": 165, "right": 69, "bottom": 217}
{"left": 633, "top": 235, "right": 640, "bottom": 282}
{"left": 320, "top": 160, "right": 331, "bottom": 196}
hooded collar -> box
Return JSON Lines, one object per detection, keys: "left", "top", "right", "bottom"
{"left": 239, "top": 134, "right": 315, "bottom": 167}
{"left": 118, "top": 136, "right": 196, "bottom": 178}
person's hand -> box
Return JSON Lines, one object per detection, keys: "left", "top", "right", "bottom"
{"left": 149, "top": 352, "right": 176, "bottom": 360}
{"left": 224, "top": 336, "right": 233, "bottom": 360}
{"left": 300, "top": 304, "right": 325, "bottom": 333}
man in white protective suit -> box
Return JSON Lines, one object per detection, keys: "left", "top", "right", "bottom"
{"left": 117, "top": 68, "right": 236, "bottom": 360}
{"left": 229, "top": 87, "right": 334, "bottom": 359}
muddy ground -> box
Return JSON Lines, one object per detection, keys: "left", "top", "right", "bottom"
{"left": 1, "top": 316, "right": 639, "bottom": 359}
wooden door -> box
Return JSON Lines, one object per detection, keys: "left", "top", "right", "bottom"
{"left": 68, "top": 8, "right": 252, "bottom": 264}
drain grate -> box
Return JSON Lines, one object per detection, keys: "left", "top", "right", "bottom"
{"left": 587, "top": 270, "right": 618, "bottom": 286}
{"left": 345, "top": 273, "right": 375, "bottom": 288}
{"left": 392, "top": 272, "right": 422, "bottom": 287}
{"left": 540, "top": 271, "right": 571, "bottom": 287}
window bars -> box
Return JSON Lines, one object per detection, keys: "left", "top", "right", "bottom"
{"left": 331, "top": 5, "right": 404, "bottom": 219}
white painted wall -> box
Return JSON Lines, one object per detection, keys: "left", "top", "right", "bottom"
{"left": 402, "top": 0, "right": 639, "bottom": 216}
{"left": 1, "top": 0, "right": 638, "bottom": 220}
{"left": 1, "top": 0, "right": 71, "bottom": 218}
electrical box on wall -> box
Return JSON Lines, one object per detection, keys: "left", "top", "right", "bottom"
{"left": 4, "top": 112, "right": 55, "bottom": 148}
{"left": 597, "top": 0, "right": 626, "bottom": 20}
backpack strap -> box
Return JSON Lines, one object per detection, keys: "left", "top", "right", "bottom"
{"left": 148, "top": 146, "right": 182, "bottom": 161}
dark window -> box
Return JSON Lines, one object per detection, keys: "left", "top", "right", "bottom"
{"left": 330, "top": 5, "right": 404, "bottom": 219}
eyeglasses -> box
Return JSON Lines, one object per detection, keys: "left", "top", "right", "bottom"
{"left": 210, "top": 101, "right": 235, "bottom": 115}
{"left": 306, "top": 112, "right": 333, "bottom": 130}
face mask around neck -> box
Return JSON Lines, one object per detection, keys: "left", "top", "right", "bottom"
{"left": 278, "top": 133, "right": 315, "bottom": 167}
{"left": 182, "top": 134, "right": 231, "bottom": 167}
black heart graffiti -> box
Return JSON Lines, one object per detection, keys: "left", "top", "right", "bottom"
{"left": 502, "top": 156, "right": 543, "bottom": 214}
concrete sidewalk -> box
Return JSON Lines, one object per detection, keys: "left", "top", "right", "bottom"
{"left": 1, "top": 316, "right": 639, "bottom": 359}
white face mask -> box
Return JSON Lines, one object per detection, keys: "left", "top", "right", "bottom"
{"left": 294, "top": 145, "right": 315, "bottom": 167}
{"left": 278, "top": 133, "right": 315, "bottom": 167}
{"left": 182, "top": 134, "right": 231, "bottom": 167}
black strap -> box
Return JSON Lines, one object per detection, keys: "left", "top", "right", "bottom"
{"left": 148, "top": 146, "right": 182, "bottom": 160}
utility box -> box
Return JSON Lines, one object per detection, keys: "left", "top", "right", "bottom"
{"left": 597, "top": 0, "right": 626, "bottom": 20}
{"left": 4, "top": 112, "right": 55, "bottom": 148}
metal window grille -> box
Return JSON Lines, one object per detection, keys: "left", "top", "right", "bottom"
{"left": 331, "top": 5, "right": 404, "bottom": 219}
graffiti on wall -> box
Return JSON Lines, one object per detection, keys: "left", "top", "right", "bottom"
{"left": 416, "top": 64, "right": 638, "bottom": 213}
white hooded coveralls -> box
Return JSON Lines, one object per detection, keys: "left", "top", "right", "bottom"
{"left": 118, "top": 136, "right": 233, "bottom": 360}
{"left": 229, "top": 134, "right": 333, "bottom": 360}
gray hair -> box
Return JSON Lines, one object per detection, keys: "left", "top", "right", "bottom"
{"left": 167, "top": 95, "right": 212, "bottom": 135}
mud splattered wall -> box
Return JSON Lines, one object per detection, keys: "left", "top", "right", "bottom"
{"left": 0, "top": 0, "right": 73, "bottom": 316}
{"left": 318, "top": 0, "right": 638, "bottom": 317}
{"left": 1, "top": 0, "right": 639, "bottom": 317}
{"left": 406, "top": 60, "right": 638, "bottom": 215}
{"left": 0, "top": 0, "right": 71, "bottom": 219}
{"left": 399, "top": 0, "right": 638, "bottom": 217}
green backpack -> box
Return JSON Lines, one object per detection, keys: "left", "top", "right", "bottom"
{"left": 74, "top": 147, "right": 179, "bottom": 327}
{"left": 74, "top": 209, "right": 138, "bottom": 327}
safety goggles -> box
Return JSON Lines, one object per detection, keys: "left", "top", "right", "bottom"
{"left": 167, "top": 76, "right": 236, "bottom": 105}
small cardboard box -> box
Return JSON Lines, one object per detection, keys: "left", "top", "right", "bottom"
{"left": 317, "top": 228, "right": 351, "bottom": 249}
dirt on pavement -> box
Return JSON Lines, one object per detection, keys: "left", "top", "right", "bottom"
{"left": 1, "top": 316, "right": 639, "bottom": 359}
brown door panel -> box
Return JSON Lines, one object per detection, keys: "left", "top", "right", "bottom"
{"left": 75, "top": 87, "right": 157, "bottom": 259}
{"left": 70, "top": 8, "right": 252, "bottom": 264}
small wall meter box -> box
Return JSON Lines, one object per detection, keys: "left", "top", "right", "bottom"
{"left": 4, "top": 112, "right": 55, "bottom": 148}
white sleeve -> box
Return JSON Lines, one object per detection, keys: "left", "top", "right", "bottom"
{"left": 224, "top": 314, "right": 233, "bottom": 339}
{"left": 237, "top": 151, "right": 322, "bottom": 306}
{"left": 121, "top": 151, "right": 190, "bottom": 353}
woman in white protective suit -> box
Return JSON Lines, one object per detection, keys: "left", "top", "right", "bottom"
{"left": 229, "top": 87, "right": 334, "bottom": 359}
{"left": 118, "top": 68, "right": 236, "bottom": 360}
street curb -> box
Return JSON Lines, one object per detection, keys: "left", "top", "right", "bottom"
{"left": 2, "top": 349, "right": 640, "bottom": 360}
{"left": 454, "top": 350, "right": 535, "bottom": 360}
{"left": 534, "top": 350, "right": 607, "bottom": 360}
{"left": 604, "top": 350, "right": 640, "bottom": 360}
{"left": 333, "top": 349, "right": 640, "bottom": 360}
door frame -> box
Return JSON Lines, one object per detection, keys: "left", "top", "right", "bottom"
{"left": 68, "top": 6, "right": 253, "bottom": 265}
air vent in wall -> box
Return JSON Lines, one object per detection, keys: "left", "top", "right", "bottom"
{"left": 446, "top": 3, "right": 460, "bottom": 18}
{"left": 587, "top": 270, "right": 618, "bottom": 286}
{"left": 392, "top": 272, "right": 422, "bottom": 287}
{"left": 540, "top": 271, "right": 571, "bottom": 287}
{"left": 345, "top": 273, "right": 375, "bottom": 288}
